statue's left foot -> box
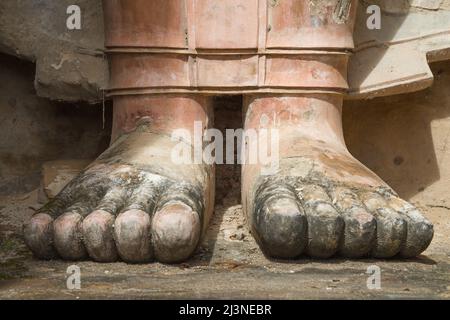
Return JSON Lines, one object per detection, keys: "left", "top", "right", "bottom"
{"left": 243, "top": 95, "right": 433, "bottom": 259}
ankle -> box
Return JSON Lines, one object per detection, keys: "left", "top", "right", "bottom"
{"left": 111, "top": 95, "right": 212, "bottom": 141}
{"left": 244, "top": 94, "right": 346, "bottom": 146}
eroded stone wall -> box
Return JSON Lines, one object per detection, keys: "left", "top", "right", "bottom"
{"left": 0, "top": 53, "right": 111, "bottom": 195}
{"left": 344, "top": 61, "right": 450, "bottom": 209}
{"left": 0, "top": 0, "right": 106, "bottom": 102}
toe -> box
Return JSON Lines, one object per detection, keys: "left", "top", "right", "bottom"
{"left": 152, "top": 202, "right": 201, "bottom": 263}
{"left": 386, "top": 196, "right": 434, "bottom": 257}
{"left": 82, "top": 210, "right": 118, "bottom": 262}
{"left": 124, "top": 178, "right": 163, "bottom": 213}
{"left": 95, "top": 187, "right": 128, "bottom": 214}
{"left": 360, "top": 192, "right": 406, "bottom": 258}
{"left": 298, "top": 185, "right": 343, "bottom": 258}
{"left": 23, "top": 213, "right": 56, "bottom": 259}
{"left": 114, "top": 209, "right": 152, "bottom": 263}
{"left": 253, "top": 184, "right": 307, "bottom": 259}
{"left": 53, "top": 211, "right": 87, "bottom": 260}
{"left": 331, "top": 187, "right": 376, "bottom": 257}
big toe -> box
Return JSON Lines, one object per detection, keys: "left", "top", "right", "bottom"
{"left": 151, "top": 203, "right": 201, "bottom": 263}
{"left": 253, "top": 193, "right": 307, "bottom": 259}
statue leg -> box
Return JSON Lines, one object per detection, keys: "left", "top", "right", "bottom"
{"left": 242, "top": 94, "right": 433, "bottom": 258}
{"left": 24, "top": 95, "right": 215, "bottom": 263}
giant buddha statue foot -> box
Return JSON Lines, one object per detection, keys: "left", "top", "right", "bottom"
{"left": 242, "top": 95, "right": 433, "bottom": 259}
{"left": 24, "top": 95, "right": 215, "bottom": 263}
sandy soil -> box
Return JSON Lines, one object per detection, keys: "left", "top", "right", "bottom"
{"left": 0, "top": 171, "right": 449, "bottom": 299}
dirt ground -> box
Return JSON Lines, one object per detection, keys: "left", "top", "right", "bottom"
{"left": 0, "top": 180, "right": 449, "bottom": 299}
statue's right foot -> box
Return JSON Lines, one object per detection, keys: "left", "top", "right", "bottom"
{"left": 24, "top": 95, "right": 215, "bottom": 264}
